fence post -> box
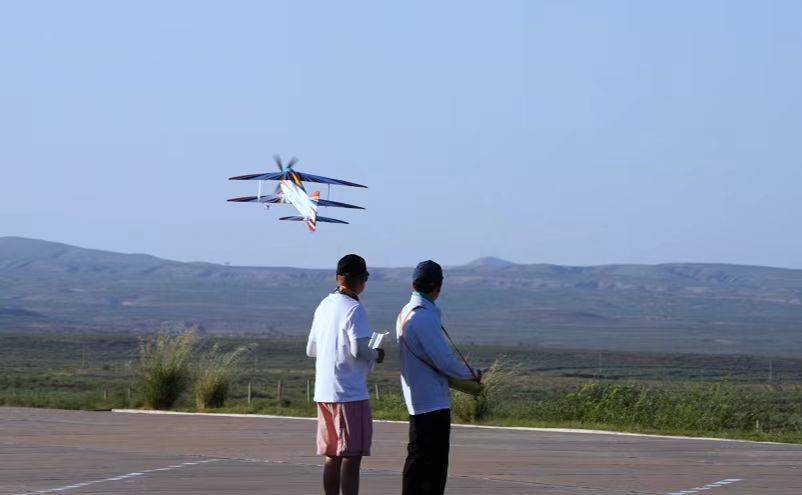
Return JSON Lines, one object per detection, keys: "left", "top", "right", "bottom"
{"left": 127, "top": 386, "right": 132, "bottom": 402}
{"left": 277, "top": 380, "right": 283, "bottom": 404}
{"left": 247, "top": 381, "right": 252, "bottom": 406}
{"left": 597, "top": 352, "right": 603, "bottom": 380}
{"left": 306, "top": 379, "right": 311, "bottom": 404}
{"left": 103, "top": 388, "right": 108, "bottom": 401}
{"left": 374, "top": 383, "right": 380, "bottom": 401}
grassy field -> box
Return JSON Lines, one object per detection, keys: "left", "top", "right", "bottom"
{"left": 1, "top": 331, "right": 801, "bottom": 443}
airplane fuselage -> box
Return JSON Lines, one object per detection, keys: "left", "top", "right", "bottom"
{"left": 279, "top": 178, "right": 316, "bottom": 219}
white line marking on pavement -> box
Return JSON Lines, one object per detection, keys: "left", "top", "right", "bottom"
{"left": 11, "top": 459, "right": 223, "bottom": 495}
{"left": 112, "top": 409, "right": 794, "bottom": 445}
{"left": 229, "top": 457, "right": 633, "bottom": 493}
{"left": 667, "top": 478, "right": 743, "bottom": 494}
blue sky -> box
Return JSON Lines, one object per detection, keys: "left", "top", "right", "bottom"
{"left": 1, "top": 1, "right": 801, "bottom": 268}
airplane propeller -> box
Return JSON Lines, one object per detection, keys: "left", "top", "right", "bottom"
{"left": 272, "top": 155, "right": 298, "bottom": 194}
{"left": 274, "top": 155, "right": 298, "bottom": 174}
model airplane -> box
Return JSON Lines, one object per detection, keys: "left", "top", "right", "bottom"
{"left": 228, "top": 155, "right": 366, "bottom": 232}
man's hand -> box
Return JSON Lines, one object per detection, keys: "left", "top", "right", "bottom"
{"left": 375, "top": 348, "right": 385, "bottom": 364}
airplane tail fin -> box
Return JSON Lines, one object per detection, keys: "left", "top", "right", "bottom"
{"left": 307, "top": 191, "right": 321, "bottom": 232}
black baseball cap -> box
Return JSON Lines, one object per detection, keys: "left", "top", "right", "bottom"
{"left": 413, "top": 260, "right": 443, "bottom": 284}
{"left": 337, "top": 254, "right": 369, "bottom": 278}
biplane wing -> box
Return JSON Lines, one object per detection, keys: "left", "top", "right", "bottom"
{"left": 317, "top": 199, "right": 365, "bottom": 209}
{"left": 229, "top": 172, "right": 284, "bottom": 181}
{"left": 292, "top": 172, "right": 367, "bottom": 188}
{"left": 226, "top": 195, "right": 285, "bottom": 203}
{"left": 279, "top": 216, "right": 349, "bottom": 224}
{"left": 226, "top": 195, "right": 363, "bottom": 209}
{"left": 229, "top": 170, "right": 366, "bottom": 188}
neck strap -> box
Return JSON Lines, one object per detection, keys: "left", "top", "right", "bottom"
{"left": 333, "top": 287, "right": 359, "bottom": 301}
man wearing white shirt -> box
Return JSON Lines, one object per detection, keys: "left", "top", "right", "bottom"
{"left": 307, "top": 254, "right": 384, "bottom": 495}
{"left": 396, "top": 260, "right": 477, "bottom": 495}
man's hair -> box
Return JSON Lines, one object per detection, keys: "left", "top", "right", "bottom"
{"left": 337, "top": 273, "right": 366, "bottom": 290}
{"left": 412, "top": 277, "right": 442, "bottom": 294}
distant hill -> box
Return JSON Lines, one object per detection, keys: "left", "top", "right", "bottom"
{"left": 462, "top": 256, "right": 517, "bottom": 268}
{"left": 2, "top": 236, "right": 802, "bottom": 356}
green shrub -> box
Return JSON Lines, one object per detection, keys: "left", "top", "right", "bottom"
{"left": 371, "top": 392, "right": 408, "bottom": 420}
{"left": 194, "top": 343, "right": 253, "bottom": 409}
{"left": 452, "top": 357, "right": 522, "bottom": 422}
{"left": 525, "top": 382, "right": 772, "bottom": 433}
{"left": 138, "top": 331, "right": 197, "bottom": 410}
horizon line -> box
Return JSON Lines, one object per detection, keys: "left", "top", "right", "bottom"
{"left": 2, "top": 235, "right": 802, "bottom": 272}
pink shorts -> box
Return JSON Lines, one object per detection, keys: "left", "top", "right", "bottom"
{"left": 316, "top": 399, "right": 372, "bottom": 457}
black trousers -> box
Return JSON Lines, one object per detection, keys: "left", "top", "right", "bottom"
{"left": 402, "top": 408, "right": 451, "bottom": 495}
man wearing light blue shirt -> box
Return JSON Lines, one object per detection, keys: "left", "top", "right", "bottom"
{"left": 395, "top": 260, "right": 477, "bottom": 495}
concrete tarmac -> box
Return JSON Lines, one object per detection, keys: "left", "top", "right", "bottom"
{"left": 1, "top": 407, "right": 801, "bottom": 494}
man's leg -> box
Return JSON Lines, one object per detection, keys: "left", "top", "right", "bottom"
{"left": 318, "top": 402, "right": 342, "bottom": 495}
{"left": 402, "top": 413, "right": 423, "bottom": 495}
{"left": 323, "top": 456, "right": 342, "bottom": 495}
{"left": 430, "top": 409, "right": 452, "bottom": 495}
{"left": 402, "top": 409, "right": 451, "bottom": 495}
{"left": 340, "top": 455, "right": 362, "bottom": 495}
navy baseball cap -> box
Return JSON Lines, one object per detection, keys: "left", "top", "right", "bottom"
{"left": 337, "top": 254, "right": 368, "bottom": 278}
{"left": 413, "top": 260, "right": 443, "bottom": 284}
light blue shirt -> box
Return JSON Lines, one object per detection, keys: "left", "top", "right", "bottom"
{"left": 396, "top": 292, "right": 473, "bottom": 415}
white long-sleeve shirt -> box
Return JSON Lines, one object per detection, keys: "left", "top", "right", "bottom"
{"left": 396, "top": 292, "right": 473, "bottom": 415}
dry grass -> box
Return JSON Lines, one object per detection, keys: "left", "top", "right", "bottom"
{"left": 194, "top": 343, "right": 254, "bottom": 409}
{"left": 138, "top": 331, "right": 197, "bottom": 410}
{"left": 453, "top": 356, "right": 523, "bottom": 422}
